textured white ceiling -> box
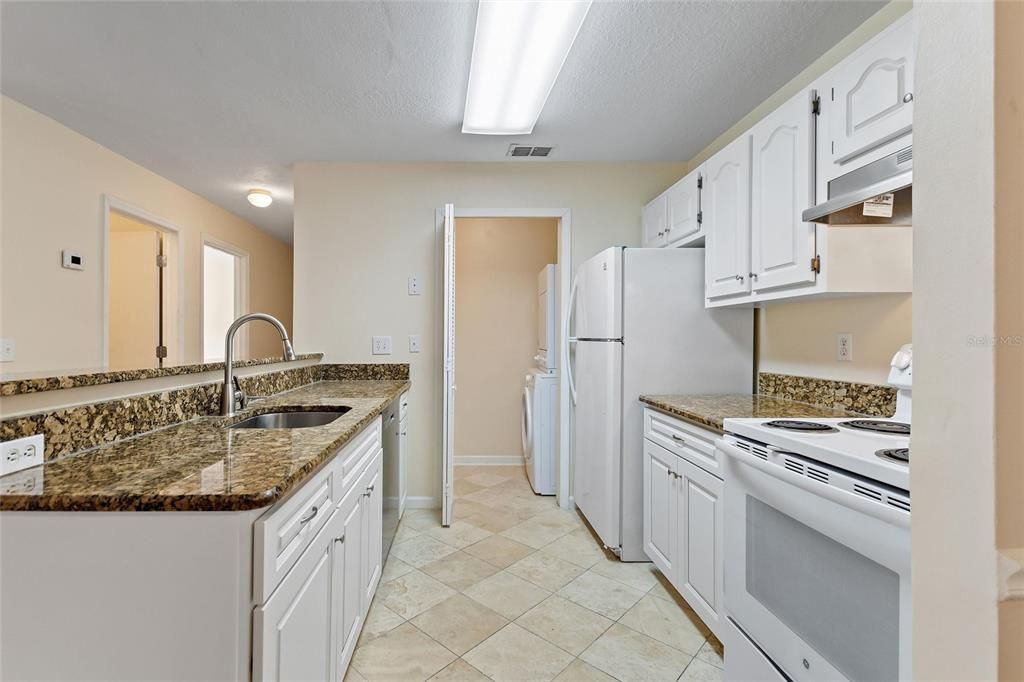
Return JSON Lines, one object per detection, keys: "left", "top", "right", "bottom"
{"left": 1, "top": 1, "right": 884, "bottom": 242}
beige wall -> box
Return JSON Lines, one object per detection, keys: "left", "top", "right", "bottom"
{"left": 758, "top": 295, "right": 912, "bottom": 385}
{"left": 292, "top": 162, "right": 686, "bottom": 501}
{"left": 687, "top": 1, "right": 913, "bottom": 386}
{"left": 913, "top": 2, "right": 999, "bottom": 678}
{"left": 454, "top": 217, "right": 558, "bottom": 459}
{"left": 995, "top": 0, "right": 1024, "bottom": 678}
{"left": 0, "top": 96, "right": 293, "bottom": 375}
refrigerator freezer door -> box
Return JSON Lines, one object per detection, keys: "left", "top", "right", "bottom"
{"left": 575, "top": 247, "right": 623, "bottom": 340}
{"left": 572, "top": 340, "right": 623, "bottom": 552}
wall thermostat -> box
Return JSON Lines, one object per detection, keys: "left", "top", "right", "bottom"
{"left": 62, "top": 250, "right": 84, "bottom": 270}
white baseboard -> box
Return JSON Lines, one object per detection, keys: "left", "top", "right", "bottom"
{"left": 404, "top": 496, "right": 437, "bottom": 509}
{"left": 455, "top": 455, "right": 525, "bottom": 466}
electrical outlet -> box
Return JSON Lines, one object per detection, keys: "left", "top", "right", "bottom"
{"left": 409, "top": 335, "right": 422, "bottom": 353}
{"left": 0, "top": 338, "right": 14, "bottom": 362}
{"left": 1, "top": 434, "right": 44, "bottom": 477}
{"left": 837, "top": 333, "right": 854, "bottom": 362}
{"left": 407, "top": 276, "right": 422, "bottom": 296}
{"left": 372, "top": 336, "right": 392, "bottom": 355}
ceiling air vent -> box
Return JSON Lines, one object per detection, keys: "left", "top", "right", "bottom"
{"left": 507, "top": 144, "right": 555, "bottom": 158}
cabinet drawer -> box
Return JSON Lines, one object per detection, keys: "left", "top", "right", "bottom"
{"left": 338, "top": 417, "right": 383, "bottom": 490}
{"left": 254, "top": 464, "right": 336, "bottom": 602}
{"left": 644, "top": 408, "right": 720, "bottom": 476}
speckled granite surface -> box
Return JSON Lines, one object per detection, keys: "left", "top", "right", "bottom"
{"left": 640, "top": 394, "right": 864, "bottom": 433}
{"left": 321, "top": 364, "right": 410, "bottom": 381}
{"left": 0, "top": 354, "right": 324, "bottom": 396}
{"left": 0, "top": 380, "right": 409, "bottom": 512}
{"left": 0, "top": 363, "right": 409, "bottom": 462}
{"left": 758, "top": 372, "right": 896, "bottom": 417}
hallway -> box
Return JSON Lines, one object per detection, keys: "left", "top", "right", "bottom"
{"left": 348, "top": 466, "right": 723, "bottom": 681}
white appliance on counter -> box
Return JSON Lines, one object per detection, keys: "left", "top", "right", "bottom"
{"left": 523, "top": 368, "right": 558, "bottom": 495}
{"left": 568, "top": 247, "right": 753, "bottom": 561}
{"left": 719, "top": 345, "right": 913, "bottom": 681}
{"left": 536, "top": 264, "right": 558, "bottom": 373}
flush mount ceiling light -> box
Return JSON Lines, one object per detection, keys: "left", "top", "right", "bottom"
{"left": 462, "top": 0, "right": 592, "bottom": 136}
{"left": 246, "top": 189, "right": 273, "bottom": 208}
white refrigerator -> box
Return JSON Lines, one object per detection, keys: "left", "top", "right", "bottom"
{"left": 568, "top": 247, "right": 753, "bottom": 561}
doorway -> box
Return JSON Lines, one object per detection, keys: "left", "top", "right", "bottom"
{"left": 104, "top": 199, "right": 182, "bottom": 370}
{"left": 438, "top": 206, "right": 573, "bottom": 525}
{"left": 201, "top": 238, "right": 249, "bottom": 362}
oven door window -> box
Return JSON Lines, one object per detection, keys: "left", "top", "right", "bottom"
{"left": 746, "top": 496, "right": 900, "bottom": 681}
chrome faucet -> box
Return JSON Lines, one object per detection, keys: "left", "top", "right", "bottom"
{"left": 221, "top": 313, "right": 297, "bottom": 416}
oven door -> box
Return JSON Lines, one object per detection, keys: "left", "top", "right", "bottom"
{"left": 720, "top": 438, "right": 912, "bottom": 682}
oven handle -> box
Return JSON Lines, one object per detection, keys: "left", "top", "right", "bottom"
{"left": 719, "top": 440, "right": 910, "bottom": 530}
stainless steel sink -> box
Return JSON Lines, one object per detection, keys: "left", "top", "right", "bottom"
{"left": 228, "top": 408, "right": 351, "bottom": 429}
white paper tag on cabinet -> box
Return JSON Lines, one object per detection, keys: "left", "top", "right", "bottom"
{"left": 863, "top": 193, "right": 895, "bottom": 217}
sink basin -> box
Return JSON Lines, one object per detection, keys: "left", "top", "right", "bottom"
{"left": 228, "top": 407, "right": 351, "bottom": 429}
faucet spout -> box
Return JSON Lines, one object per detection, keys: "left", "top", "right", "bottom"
{"left": 221, "top": 313, "right": 297, "bottom": 416}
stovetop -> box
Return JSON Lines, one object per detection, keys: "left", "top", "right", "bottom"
{"left": 723, "top": 416, "right": 910, "bottom": 491}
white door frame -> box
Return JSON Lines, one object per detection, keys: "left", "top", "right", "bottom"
{"left": 102, "top": 195, "right": 186, "bottom": 369}
{"left": 435, "top": 207, "right": 573, "bottom": 510}
{"left": 200, "top": 235, "right": 251, "bottom": 362}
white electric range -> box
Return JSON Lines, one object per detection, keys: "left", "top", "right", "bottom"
{"left": 718, "top": 345, "right": 913, "bottom": 682}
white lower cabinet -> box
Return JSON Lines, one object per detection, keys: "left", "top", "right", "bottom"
{"left": 642, "top": 409, "right": 724, "bottom": 638}
{"left": 255, "top": 419, "right": 386, "bottom": 682}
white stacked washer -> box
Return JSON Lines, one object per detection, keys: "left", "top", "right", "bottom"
{"left": 523, "top": 264, "right": 558, "bottom": 495}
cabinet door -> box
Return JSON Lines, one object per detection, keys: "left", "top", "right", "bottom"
{"left": 676, "top": 458, "right": 723, "bottom": 637}
{"left": 255, "top": 513, "right": 339, "bottom": 682}
{"left": 641, "top": 194, "right": 668, "bottom": 248}
{"left": 334, "top": 488, "right": 364, "bottom": 675}
{"left": 750, "top": 90, "right": 816, "bottom": 291}
{"left": 642, "top": 440, "right": 677, "bottom": 580}
{"left": 665, "top": 166, "right": 704, "bottom": 247}
{"left": 399, "top": 417, "right": 408, "bottom": 517}
{"left": 704, "top": 135, "right": 752, "bottom": 299}
{"left": 828, "top": 13, "right": 914, "bottom": 167}
{"left": 361, "top": 459, "right": 383, "bottom": 608}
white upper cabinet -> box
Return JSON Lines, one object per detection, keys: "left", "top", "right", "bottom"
{"left": 826, "top": 12, "right": 914, "bottom": 173}
{"left": 665, "top": 165, "right": 705, "bottom": 247}
{"left": 750, "top": 90, "right": 817, "bottom": 291}
{"left": 704, "top": 134, "right": 752, "bottom": 299}
{"left": 641, "top": 194, "right": 668, "bottom": 248}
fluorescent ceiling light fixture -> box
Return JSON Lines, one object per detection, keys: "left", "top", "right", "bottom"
{"left": 247, "top": 189, "right": 273, "bottom": 208}
{"left": 462, "top": 0, "right": 592, "bottom": 135}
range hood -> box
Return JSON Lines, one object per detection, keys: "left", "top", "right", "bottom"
{"left": 803, "top": 146, "right": 913, "bottom": 223}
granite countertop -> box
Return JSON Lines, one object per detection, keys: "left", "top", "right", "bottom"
{"left": 640, "top": 393, "right": 864, "bottom": 433}
{"left": 0, "top": 380, "right": 409, "bottom": 512}
{"left": 0, "top": 353, "right": 325, "bottom": 396}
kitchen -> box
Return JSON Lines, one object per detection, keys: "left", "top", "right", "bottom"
{"left": 0, "top": 1, "right": 1020, "bottom": 681}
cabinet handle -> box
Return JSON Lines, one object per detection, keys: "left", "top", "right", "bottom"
{"left": 903, "top": 92, "right": 914, "bottom": 103}
{"left": 665, "top": 226, "right": 672, "bottom": 233}
{"left": 735, "top": 274, "right": 745, "bottom": 282}
{"left": 334, "top": 535, "right": 346, "bottom": 544}
{"left": 299, "top": 506, "right": 319, "bottom": 524}
{"left": 401, "top": 431, "right": 407, "bottom": 436}
{"left": 657, "top": 231, "right": 665, "bottom": 237}
{"left": 670, "top": 434, "right": 686, "bottom": 445}
{"left": 364, "top": 484, "right": 375, "bottom": 497}
{"left": 749, "top": 272, "right": 758, "bottom": 280}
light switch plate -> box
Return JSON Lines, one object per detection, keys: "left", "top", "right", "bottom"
{"left": 372, "top": 336, "right": 393, "bottom": 355}
{"left": 1, "top": 433, "right": 44, "bottom": 477}
{"left": 0, "top": 338, "right": 14, "bottom": 362}
{"left": 409, "top": 335, "right": 422, "bottom": 353}
{"left": 408, "top": 276, "right": 422, "bottom": 296}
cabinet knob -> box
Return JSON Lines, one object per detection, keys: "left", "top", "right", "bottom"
{"left": 735, "top": 274, "right": 745, "bottom": 282}
{"left": 657, "top": 231, "right": 665, "bottom": 237}
{"left": 749, "top": 272, "right": 758, "bottom": 280}
{"left": 903, "top": 92, "right": 914, "bottom": 103}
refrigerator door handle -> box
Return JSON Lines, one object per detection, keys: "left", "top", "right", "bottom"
{"left": 565, "top": 274, "right": 580, "bottom": 405}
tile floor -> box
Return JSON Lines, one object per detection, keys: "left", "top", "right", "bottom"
{"left": 348, "top": 465, "right": 724, "bottom": 682}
